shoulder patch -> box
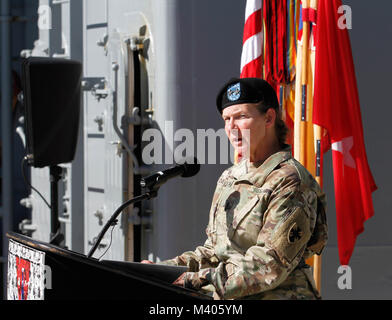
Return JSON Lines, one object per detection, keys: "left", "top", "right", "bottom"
{"left": 269, "top": 206, "right": 311, "bottom": 265}
{"left": 287, "top": 222, "right": 303, "bottom": 244}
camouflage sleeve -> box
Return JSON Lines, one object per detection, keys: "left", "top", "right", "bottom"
{"left": 158, "top": 235, "right": 219, "bottom": 271}
{"left": 184, "top": 181, "right": 317, "bottom": 299}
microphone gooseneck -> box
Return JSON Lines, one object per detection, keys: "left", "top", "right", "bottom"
{"left": 140, "top": 157, "right": 200, "bottom": 191}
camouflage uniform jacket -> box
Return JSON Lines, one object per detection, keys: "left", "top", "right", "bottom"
{"left": 160, "top": 146, "right": 328, "bottom": 300}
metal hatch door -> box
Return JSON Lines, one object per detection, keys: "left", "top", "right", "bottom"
{"left": 83, "top": 27, "right": 132, "bottom": 259}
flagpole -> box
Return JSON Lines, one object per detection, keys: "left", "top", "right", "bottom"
{"left": 309, "top": 0, "right": 322, "bottom": 294}
{"left": 314, "top": 123, "right": 323, "bottom": 292}
{"left": 297, "top": 0, "right": 323, "bottom": 294}
{"left": 299, "top": 0, "right": 309, "bottom": 165}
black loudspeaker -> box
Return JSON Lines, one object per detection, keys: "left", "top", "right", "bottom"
{"left": 21, "top": 57, "right": 82, "bottom": 168}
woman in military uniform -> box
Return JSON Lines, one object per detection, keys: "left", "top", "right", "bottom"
{"left": 144, "top": 77, "right": 328, "bottom": 300}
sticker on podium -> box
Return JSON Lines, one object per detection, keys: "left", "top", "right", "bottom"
{"left": 7, "top": 239, "right": 46, "bottom": 300}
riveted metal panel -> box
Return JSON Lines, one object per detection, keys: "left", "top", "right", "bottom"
{"left": 83, "top": 0, "right": 111, "bottom": 258}
{"left": 85, "top": 188, "right": 106, "bottom": 255}
{"left": 29, "top": 167, "right": 51, "bottom": 243}
{"left": 85, "top": 0, "right": 107, "bottom": 26}
{"left": 85, "top": 27, "right": 108, "bottom": 76}
{"left": 85, "top": 94, "right": 106, "bottom": 135}
{"left": 86, "top": 137, "right": 106, "bottom": 190}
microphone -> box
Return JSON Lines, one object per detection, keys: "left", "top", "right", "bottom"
{"left": 140, "top": 158, "right": 200, "bottom": 190}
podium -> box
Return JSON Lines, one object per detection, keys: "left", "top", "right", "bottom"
{"left": 6, "top": 232, "right": 212, "bottom": 300}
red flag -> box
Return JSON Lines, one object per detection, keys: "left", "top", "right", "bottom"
{"left": 313, "top": 0, "right": 377, "bottom": 265}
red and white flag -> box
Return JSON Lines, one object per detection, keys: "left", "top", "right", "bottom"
{"left": 313, "top": 0, "right": 377, "bottom": 265}
{"left": 240, "top": 0, "right": 263, "bottom": 78}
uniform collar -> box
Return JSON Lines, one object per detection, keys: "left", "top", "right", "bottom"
{"left": 231, "top": 145, "right": 292, "bottom": 187}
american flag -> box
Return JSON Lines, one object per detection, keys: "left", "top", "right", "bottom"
{"left": 240, "top": 0, "right": 263, "bottom": 78}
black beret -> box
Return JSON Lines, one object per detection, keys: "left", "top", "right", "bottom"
{"left": 216, "top": 77, "right": 279, "bottom": 114}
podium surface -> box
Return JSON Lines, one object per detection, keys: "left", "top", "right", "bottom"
{"left": 6, "top": 232, "right": 212, "bottom": 300}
